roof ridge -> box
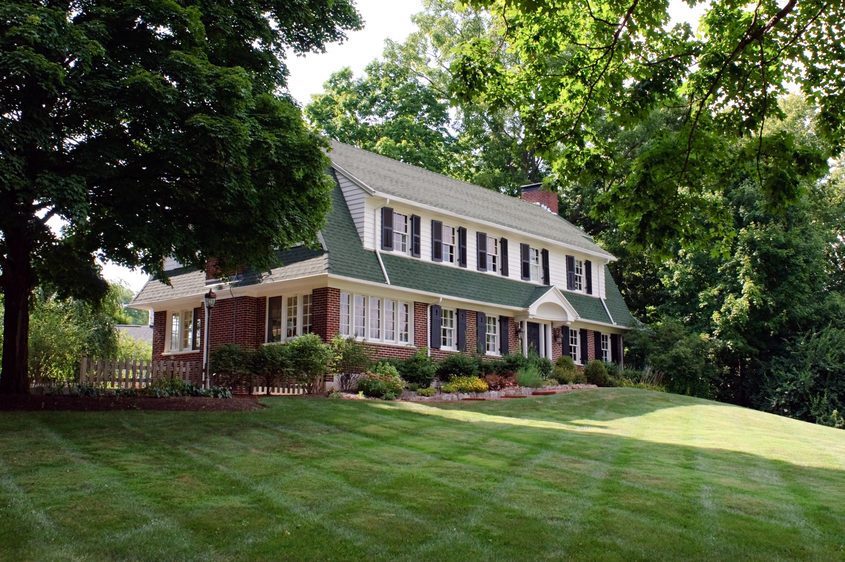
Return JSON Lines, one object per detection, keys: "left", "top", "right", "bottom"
{"left": 327, "top": 140, "right": 592, "bottom": 239}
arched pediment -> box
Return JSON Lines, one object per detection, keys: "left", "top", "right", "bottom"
{"left": 527, "top": 287, "right": 579, "bottom": 323}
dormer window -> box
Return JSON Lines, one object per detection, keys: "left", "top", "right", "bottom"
{"left": 529, "top": 248, "right": 542, "bottom": 282}
{"left": 442, "top": 224, "right": 456, "bottom": 264}
{"left": 574, "top": 259, "right": 584, "bottom": 291}
{"left": 393, "top": 213, "right": 409, "bottom": 253}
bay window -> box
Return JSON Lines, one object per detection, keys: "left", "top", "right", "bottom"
{"left": 339, "top": 292, "right": 413, "bottom": 346}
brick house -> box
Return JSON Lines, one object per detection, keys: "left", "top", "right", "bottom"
{"left": 132, "top": 142, "right": 636, "bottom": 375}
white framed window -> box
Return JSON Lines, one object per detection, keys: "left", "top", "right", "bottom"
{"left": 485, "top": 315, "right": 499, "bottom": 355}
{"left": 369, "top": 297, "right": 382, "bottom": 339}
{"left": 353, "top": 294, "right": 366, "bottom": 338}
{"left": 442, "top": 224, "right": 456, "bottom": 264}
{"left": 267, "top": 294, "right": 313, "bottom": 343}
{"left": 398, "top": 302, "right": 410, "bottom": 343}
{"left": 170, "top": 309, "right": 199, "bottom": 352}
{"left": 487, "top": 238, "right": 498, "bottom": 272}
{"left": 339, "top": 292, "right": 413, "bottom": 346}
{"left": 340, "top": 292, "right": 351, "bottom": 336}
{"left": 530, "top": 248, "right": 542, "bottom": 281}
{"left": 302, "top": 294, "right": 312, "bottom": 334}
{"left": 384, "top": 299, "right": 396, "bottom": 341}
{"left": 286, "top": 296, "right": 298, "bottom": 338}
{"left": 441, "top": 308, "right": 455, "bottom": 348}
{"left": 393, "top": 213, "right": 409, "bottom": 253}
{"left": 601, "top": 333, "right": 610, "bottom": 362}
{"left": 569, "top": 329, "right": 580, "bottom": 364}
{"left": 574, "top": 259, "right": 584, "bottom": 291}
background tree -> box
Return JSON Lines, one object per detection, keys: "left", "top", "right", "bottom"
{"left": 0, "top": 1, "right": 361, "bottom": 393}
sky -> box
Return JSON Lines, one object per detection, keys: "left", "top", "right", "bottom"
{"left": 107, "top": 0, "right": 703, "bottom": 294}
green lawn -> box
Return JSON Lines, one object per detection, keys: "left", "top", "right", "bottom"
{"left": 1, "top": 389, "right": 843, "bottom": 561}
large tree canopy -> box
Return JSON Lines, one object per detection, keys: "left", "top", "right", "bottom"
{"left": 0, "top": 1, "right": 361, "bottom": 393}
{"left": 451, "top": 0, "right": 845, "bottom": 250}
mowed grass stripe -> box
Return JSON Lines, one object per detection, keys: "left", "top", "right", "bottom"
{"left": 1, "top": 389, "right": 844, "bottom": 560}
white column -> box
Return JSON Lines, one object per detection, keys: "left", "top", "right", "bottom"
{"left": 545, "top": 323, "right": 554, "bottom": 360}
{"left": 538, "top": 323, "right": 546, "bottom": 358}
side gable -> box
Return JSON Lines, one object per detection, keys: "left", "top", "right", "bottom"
{"left": 334, "top": 168, "right": 370, "bottom": 243}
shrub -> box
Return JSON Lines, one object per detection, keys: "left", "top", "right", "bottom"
{"left": 285, "top": 334, "right": 336, "bottom": 391}
{"left": 436, "top": 354, "right": 479, "bottom": 381}
{"left": 210, "top": 344, "right": 255, "bottom": 388}
{"left": 478, "top": 357, "right": 505, "bottom": 376}
{"left": 372, "top": 361, "right": 400, "bottom": 378}
{"left": 441, "top": 376, "right": 488, "bottom": 394}
{"left": 331, "top": 336, "right": 371, "bottom": 375}
{"left": 255, "top": 343, "right": 290, "bottom": 386}
{"left": 528, "top": 352, "right": 553, "bottom": 378}
{"left": 416, "top": 386, "right": 436, "bottom": 397}
{"left": 484, "top": 373, "right": 515, "bottom": 391}
{"left": 356, "top": 370, "right": 405, "bottom": 399}
{"left": 395, "top": 349, "right": 437, "bottom": 387}
{"left": 499, "top": 353, "right": 528, "bottom": 375}
{"left": 584, "top": 360, "right": 611, "bottom": 387}
{"left": 516, "top": 365, "right": 544, "bottom": 388}
{"left": 553, "top": 355, "right": 577, "bottom": 384}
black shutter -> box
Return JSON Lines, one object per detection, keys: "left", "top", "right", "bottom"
{"left": 611, "top": 334, "right": 620, "bottom": 364}
{"left": 580, "top": 328, "right": 588, "bottom": 362}
{"left": 457, "top": 309, "right": 467, "bottom": 351}
{"left": 477, "top": 232, "right": 487, "bottom": 271}
{"left": 476, "top": 312, "right": 487, "bottom": 354}
{"left": 594, "top": 331, "right": 603, "bottom": 361}
{"left": 430, "top": 305, "right": 442, "bottom": 349}
{"left": 566, "top": 255, "right": 575, "bottom": 290}
{"left": 381, "top": 207, "right": 394, "bottom": 251}
{"left": 499, "top": 317, "right": 510, "bottom": 355}
{"left": 585, "top": 260, "right": 593, "bottom": 294}
{"left": 520, "top": 243, "right": 530, "bottom": 280}
{"left": 192, "top": 307, "right": 202, "bottom": 350}
{"left": 431, "top": 220, "right": 442, "bottom": 261}
{"left": 411, "top": 215, "right": 421, "bottom": 257}
{"left": 500, "top": 238, "right": 509, "bottom": 276}
{"left": 541, "top": 249, "right": 550, "bottom": 285}
{"left": 458, "top": 227, "right": 468, "bottom": 267}
{"left": 562, "top": 326, "right": 570, "bottom": 357}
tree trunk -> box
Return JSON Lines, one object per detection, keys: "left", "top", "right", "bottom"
{"left": 0, "top": 226, "right": 33, "bottom": 395}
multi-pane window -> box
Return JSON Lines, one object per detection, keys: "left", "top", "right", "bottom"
{"left": 442, "top": 225, "right": 456, "bottom": 264}
{"left": 267, "top": 294, "right": 313, "bottom": 342}
{"left": 398, "top": 302, "right": 410, "bottom": 343}
{"left": 487, "top": 238, "right": 499, "bottom": 272}
{"left": 170, "top": 310, "right": 198, "bottom": 352}
{"left": 369, "top": 297, "right": 382, "bottom": 339}
{"left": 339, "top": 292, "right": 413, "bottom": 346}
{"left": 302, "top": 294, "right": 312, "bottom": 335}
{"left": 286, "top": 296, "right": 298, "bottom": 338}
{"left": 601, "top": 333, "right": 610, "bottom": 362}
{"left": 340, "top": 292, "right": 351, "bottom": 336}
{"left": 354, "top": 294, "right": 366, "bottom": 338}
{"left": 393, "top": 213, "right": 409, "bottom": 253}
{"left": 485, "top": 315, "right": 499, "bottom": 355}
{"left": 441, "top": 308, "right": 455, "bottom": 348}
{"left": 529, "top": 248, "right": 542, "bottom": 281}
{"left": 384, "top": 299, "right": 396, "bottom": 341}
{"left": 569, "top": 329, "right": 580, "bottom": 364}
{"left": 574, "top": 259, "right": 584, "bottom": 291}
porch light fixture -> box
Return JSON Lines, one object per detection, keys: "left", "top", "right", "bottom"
{"left": 515, "top": 323, "right": 523, "bottom": 337}
{"left": 202, "top": 289, "right": 216, "bottom": 389}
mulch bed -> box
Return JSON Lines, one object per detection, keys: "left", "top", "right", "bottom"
{"left": 0, "top": 394, "right": 263, "bottom": 412}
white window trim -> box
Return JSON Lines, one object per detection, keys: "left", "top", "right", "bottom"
{"left": 393, "top": 212, "right": 409, "bottom": 255}
{"left": 569, "top": 329, "right": 581, "bottom": 365}
{"left": 340, "top": 291, "right": 414, "bottom": 346}
{"left": 486, "top": 238, "right": 499, "bottom": 273}
{"left": 574, "top": 259, "right": 584, "bottom": 292}
{"left": 440, "top": 308, "right": 456, "bottom": 350}
{"left": 265, "top": 294, "right": 314, "bottom": 344}
{"left": 529, "top": 247, "right": 542, "bottom": 282}
{"left": 442, "top": 224, "right": 457, "bottom": 265}
{"left": 485, "top": 315, "right": 499, "bottom": 356}
{"left": 168, "top": 309, "right": 198, "bottom": 353}
{"left": 601, "top": 333, "right": 610, "bottom": 362}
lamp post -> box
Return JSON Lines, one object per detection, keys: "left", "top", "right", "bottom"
{"left": 203, "top": 289, "right": 216, "bottom": 389}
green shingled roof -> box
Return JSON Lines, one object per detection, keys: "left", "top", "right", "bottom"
{"left": 604, "top": 266, "right": 637, "bottom": 327}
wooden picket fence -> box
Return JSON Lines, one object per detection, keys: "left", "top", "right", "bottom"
{"left": 78, "top": 357, "right": 202, "bottom": 389}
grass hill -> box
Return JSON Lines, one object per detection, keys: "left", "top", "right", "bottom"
{"left": 1, "top": 388, "right": 843, "bottom": 560}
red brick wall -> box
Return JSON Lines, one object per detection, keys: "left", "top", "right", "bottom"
{"left": 587, "top": 329, "right": 597, "bottom": 361}
{"left": 551, "top": 327, "right": 563, "bottom": 363}
{"left": 507, "top": 317, "right": 518, "bottom": 356}
{"left": 312, "top": 287, "right": 340, "bottom": 341}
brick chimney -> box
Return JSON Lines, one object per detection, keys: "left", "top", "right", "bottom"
{"left": 520, "top": 183, "right": 558, "bottom": 215}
